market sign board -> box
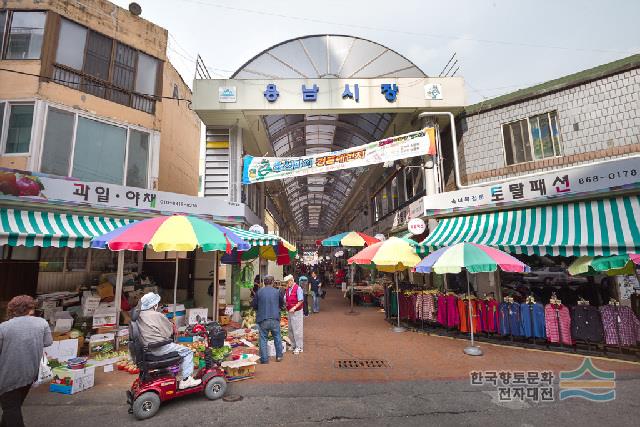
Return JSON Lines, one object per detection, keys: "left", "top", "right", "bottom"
{"left": 242, "top": 128, "right": 436, "bottom": 184}
{"left": 0, "top": 168, "right": 247, "bottom": 221}
{"left": 422, "top": 156, "right": 640, "bottom": 216}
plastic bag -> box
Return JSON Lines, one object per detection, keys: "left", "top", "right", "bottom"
{"left": 33, "top": 354, "right": 53, "bottom": 387}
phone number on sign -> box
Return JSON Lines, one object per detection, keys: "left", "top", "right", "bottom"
{"left": 578, "top": 169, "right": 637, "bottom": 184}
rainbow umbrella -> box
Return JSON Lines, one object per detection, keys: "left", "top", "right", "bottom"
{"left": 415, "top": 243, "right": 530, "bottom": 274}
{"left": 322, "top": 231, "right": 380, "bottom": 247}
{"left": 348, "top": 237, "right": 421, "bottom": 328}
{"left": 91, "top": 215, "right": 250, "bottom": 323}
{"left": 414, "top": 243, "right": 530, "bottom": 356}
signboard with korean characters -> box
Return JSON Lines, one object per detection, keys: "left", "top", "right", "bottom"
{"left": 243, "top": 128, "right": 436, "bottom": 184}
{"left": 0, "top": 167, "right": 245, "bottom": 219}
{"left": 407, "top": 218, "right": 426, "bottom": 235}
{"left": 422, "top": 156, "right": 640, "bottom": 215}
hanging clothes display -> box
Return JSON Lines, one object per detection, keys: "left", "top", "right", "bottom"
{"left": 486, "top": 299, "right": 500, "bottom": 333}
{"left": 520, "top": 302, "right": 546, "bottom": 339}
{"left": 570, "top": 305, "right": 604, "bottom": 343}
{"left": 437, "top": 294, "right": 459, "bottom": 328}
{"left": 498, "top": 302, "right": 511, "bottom": 335}
{"left": 544, "top": 303, "right": 573, "bottom": 345}
{"left": 476, "top": 299, "right": 488, "bottom": 333}
{"left": 458, "top": 298, "right": 470, "bottom": 333}
{"left": 599, "top": 304, "right": 640, "bottom": 346}
{"left": 415, "top": 292, "right": 437, "bottom": 322}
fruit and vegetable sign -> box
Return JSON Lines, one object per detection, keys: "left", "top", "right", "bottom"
{"left": 0, "top": 168, "right": 244, "bottom": 219}
{"left": 242, "top": 128, "right": 436, "bottom": 184}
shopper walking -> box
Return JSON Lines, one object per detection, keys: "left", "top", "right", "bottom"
{"left": 0, "top": 295, "right": 53, "bottom": 427}
{"left": 284, "top": 274, "right": 304, "bottom": 354}
{"left": 310, "top": 271, "right": 323, "bottom": 313}
{"left": 299, "top": 276, "right": 310, "bottom": 317}
{"left": 252, "top": 275, "right": 285, "bottom": 363}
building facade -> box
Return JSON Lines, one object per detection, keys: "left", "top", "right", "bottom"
{"left": 0, "top": 0, "right": 201, "bottom": 196}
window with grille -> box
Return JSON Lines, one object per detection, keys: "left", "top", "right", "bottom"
{"left": 51, "top": 17, "right": 161, "bottom": 114}
{"left": 502, "top": 111, "right": 562, "bottom": 166}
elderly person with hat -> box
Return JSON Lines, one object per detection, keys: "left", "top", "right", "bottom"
{"left": 137, "top": 292, "right": 200, "bottom": 389}
{"left": 284, "top": 274, "right": 304, "bottom": 354}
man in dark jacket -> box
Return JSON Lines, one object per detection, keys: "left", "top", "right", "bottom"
{"left": 252, "top": 275, "right": 285, "bottom": 363}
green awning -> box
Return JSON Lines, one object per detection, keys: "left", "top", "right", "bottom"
{"left": 1, "top": 208, "right": 133, "bottom": 248}
{"left": 228, "top": 227, "right": 283, "bottom": 247}
{"left": 417, "top": 195, "right": 640, "bottom": 257}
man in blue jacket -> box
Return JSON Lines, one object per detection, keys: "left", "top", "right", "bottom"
{"left": 252, "top": 275, "right": 285, "bottom": 363}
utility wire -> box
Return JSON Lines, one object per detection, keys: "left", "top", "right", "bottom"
{"left": 0, "top": 67, "right": 193, "bottom": 105}
{"left": 174, "top": 0, "right": 636, "bottom": 55}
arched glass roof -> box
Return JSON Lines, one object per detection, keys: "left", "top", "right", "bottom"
{"left": 234, "top": 35, "right": 426, "bottom": 234}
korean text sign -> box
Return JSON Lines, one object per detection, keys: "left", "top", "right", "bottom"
{"left": 242, "top": 128, "right": 436, "bottom": 184}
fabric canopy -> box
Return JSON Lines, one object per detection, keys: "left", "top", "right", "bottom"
{"left": 417, "top": 195, "right": 640, "bottom": 257}
{"left": 229, "top": 227, "right": 295, "bottom": 249}
{"left": 1, "top": 208, "right": 133, "bottom": 248}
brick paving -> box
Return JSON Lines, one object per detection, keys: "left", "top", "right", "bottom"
{"left": 255, "top": 287, "right": 640, "bottom": 384}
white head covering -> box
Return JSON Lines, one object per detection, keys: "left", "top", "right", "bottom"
{"left": 140, "top": 292, "right": 161, "bottom": 310}
{"left": 283, "top": 274, "right": 294, "bottom": 283}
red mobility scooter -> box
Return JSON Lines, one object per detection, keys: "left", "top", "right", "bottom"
{"left": 126, "top": 309, "right": 228, "bottom": 420}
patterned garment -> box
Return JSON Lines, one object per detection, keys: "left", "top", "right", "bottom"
{"left": 498, "top": 303, "right": 511, "bottom": 335}
{"left": 420, "top": 294, "right": 436, "bottom": 321}
{"left": 544, "top": 304, "right": 573, "bottom": 345}
{"left": 476, "top": 300, "right": 488, "bottom": 333}
{"left": 571, "top": 305, "right": 604, "bottom": 343}
{"left": 487, "top": 300, "right": 500, "bottom": 333}
{"left": 508, "top": 303, "right": 524, "bottom": 337}
{"left": 599, "top": 305, "right": 640, "bottom": 346}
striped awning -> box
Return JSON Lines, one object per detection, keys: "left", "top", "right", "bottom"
{"left": 229, "top": 227, "right": 296, "bottom": 250}
{"left": 1, "top": 208, "right": 134, "bottom": 248}
{"left": 417, "top": 195, "right": 640, "bottom": 257}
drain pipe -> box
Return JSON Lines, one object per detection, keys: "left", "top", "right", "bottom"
{"left": 418, "top": 111, "right": 624, "bottom": 190}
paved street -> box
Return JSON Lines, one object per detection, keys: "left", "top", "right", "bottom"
{"left": 14, "top": 288, "right": 640, "bottom": 426}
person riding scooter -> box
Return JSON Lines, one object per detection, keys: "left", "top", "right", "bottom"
{"left": 137, "top": 292, "right": 201, "bottom": 389}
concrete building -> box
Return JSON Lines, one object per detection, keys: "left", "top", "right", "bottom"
{"left": 0, "top": 0, "right": 201, "bottom": 196}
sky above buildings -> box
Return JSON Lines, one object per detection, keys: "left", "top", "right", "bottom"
{"left": 113, "top": 0, "right": 639, "bottom": 104}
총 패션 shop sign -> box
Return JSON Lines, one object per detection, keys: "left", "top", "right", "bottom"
{"left": 242, "top": 128, "right": 436, "bottom": 184}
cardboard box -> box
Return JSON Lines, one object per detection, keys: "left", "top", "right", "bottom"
{"left": 163, "top": 304, "right": 186, "bottom": 328}
{"left": 50, "top": 366, "right": 95, "bottom": 394}
{"left": 89, "top": 333, "right": 115, "bottom": 355}
{"left": 97, "top": 282, "right": 114, "bottom": 299}
{"left": 44, "top": 338, "right": 79, "bottom": 362}
{"left": 92, "top": 303, "right": 117, "bottom": 328}
{"left": 187, "top": 308, "right": 208, "bottom": 325}
{"left": 116, "top": 327, "right": 129, "bottom": 348}
{"left": 81, "top": 295, "right": 101, "bottom": 317}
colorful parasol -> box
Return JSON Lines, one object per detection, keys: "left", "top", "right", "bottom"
{"left": 91, "top": 215, "right": 250, "bottom": 252}
{"left": 221, "top": 227, "right": 297, "bottom": 265}
{"left": 415, "top": 243, "right": 530, "bottom": 274}
{"left": 348, "top": 237, "right": 422, "bottom": 331}
{"left": 414, "top": 243, "right": 530, "bottom": 356}
{"left": 568, "top": 254, "right": 637, "bottom": 276}
{"left": 91, "top": 215, "right": 250, "bottom": 325}
{"left": 348, "top": 237, "right": 421, "bottom": 272}
{"left": 322, "top": 231, "right": 380, "bottom": 247}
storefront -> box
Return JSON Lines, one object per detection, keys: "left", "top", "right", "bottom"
{"left": 376, "top": 155, "right": 640, "bottom": 359}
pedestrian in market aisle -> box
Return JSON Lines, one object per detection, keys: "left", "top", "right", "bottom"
{"left": 310, "top": 270, "right": 323, "bottom": 313}
{"left": 299, "top": 275, "right": 310, "bottom": 317}
{"left": 251, "top": 275, "right": 285, "bottom": 363}
{"left": 0, "top": 295, "right": 53, "bottom": 427}
{"left": 284, "top": 274, "right": 304, "bottom": 354}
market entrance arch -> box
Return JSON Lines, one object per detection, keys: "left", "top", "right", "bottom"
{"left": 192, "top": 35, "right": 465, "bottom": 245}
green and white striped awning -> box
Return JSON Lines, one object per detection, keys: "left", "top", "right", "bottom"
{"left": 417, "top": 195, "right": 640, "bottom": 257}
{"left": 1, "top": 208, "right": 133, "bottom": 248}
{"left": 229, "top": 227, "right": 282, "bottom": 246}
